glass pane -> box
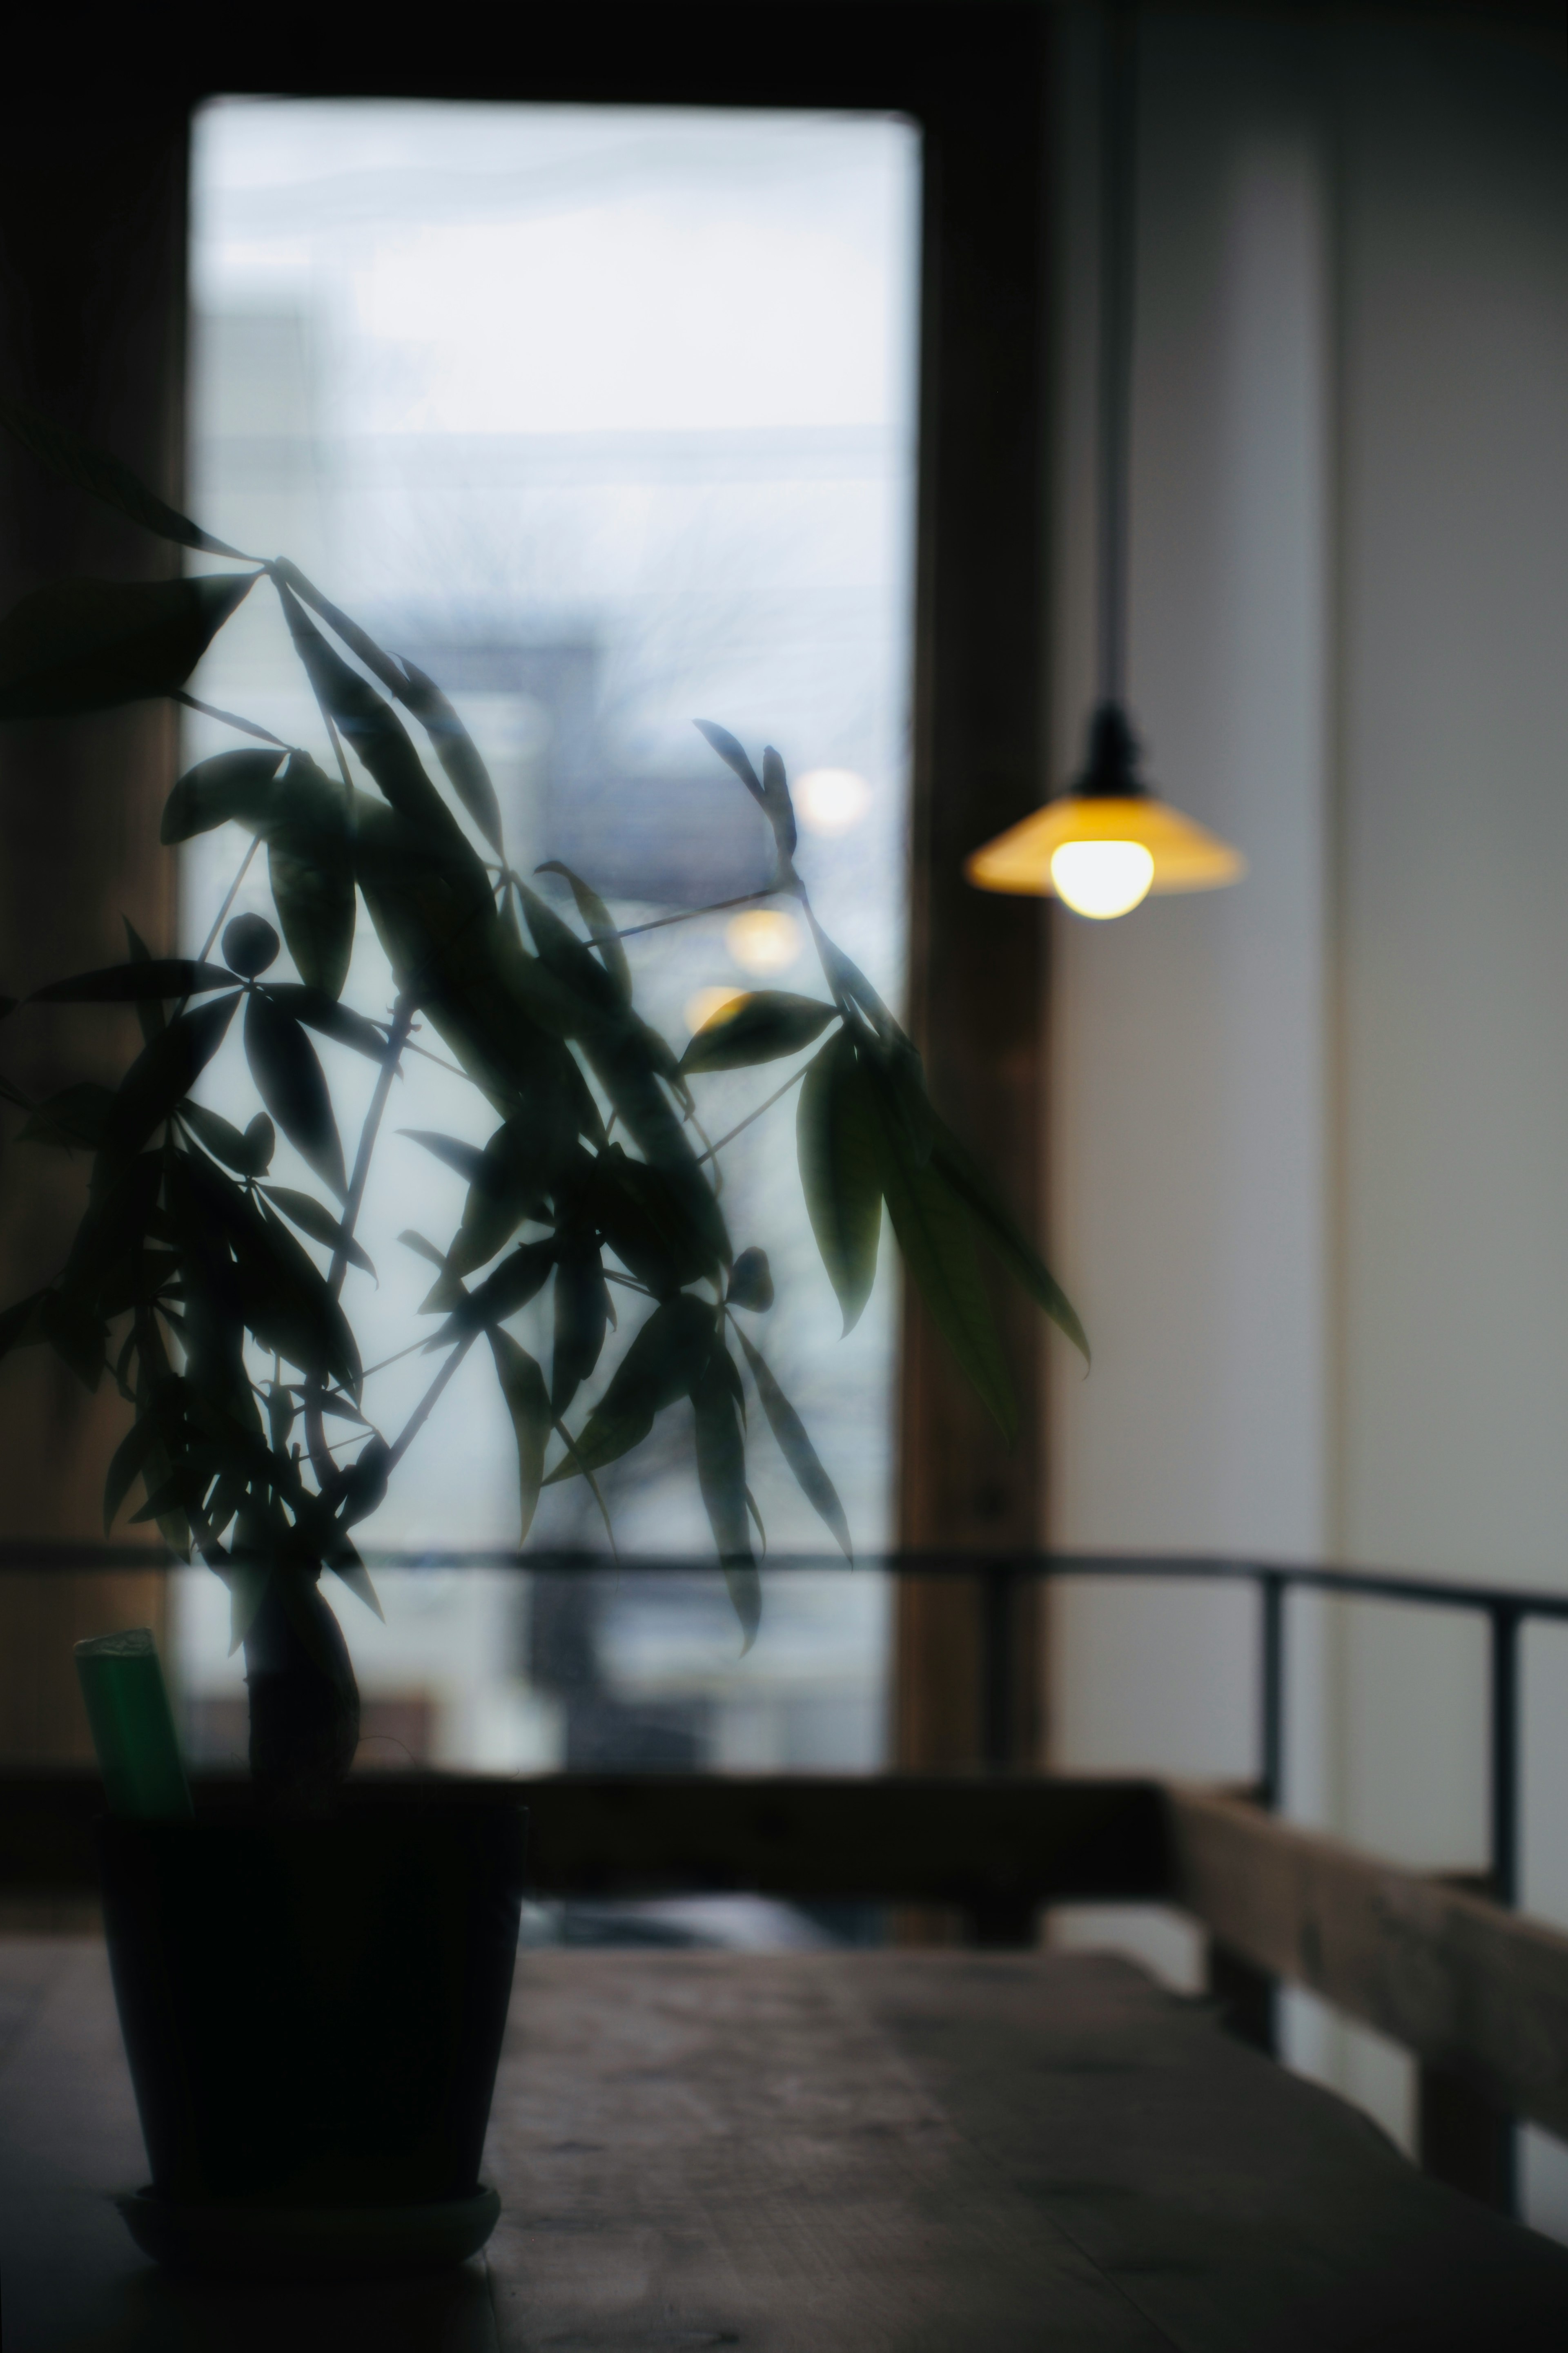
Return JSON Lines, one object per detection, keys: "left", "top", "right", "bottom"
{"left": 178, "top": 100, "right": 920, "bottom": 1791}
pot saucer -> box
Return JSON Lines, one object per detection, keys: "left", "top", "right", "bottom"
{"left": 114, "top": 2182, "right": 501, "bottom": 2279}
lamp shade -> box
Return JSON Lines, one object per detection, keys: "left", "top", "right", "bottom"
{"left": 964, "top": 791, "right": 1245, "bottom": 899}
{"left": 965, "top": 703, "right": 1245, "bottom": 915}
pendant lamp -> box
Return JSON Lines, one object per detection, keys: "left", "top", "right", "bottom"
{"left": 965, "top": 4, "right": 1244, "bottom": 920}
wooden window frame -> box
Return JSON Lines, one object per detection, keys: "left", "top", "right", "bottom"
{"left": 0, "top": 2, "right": 1056, "bottom": 1776}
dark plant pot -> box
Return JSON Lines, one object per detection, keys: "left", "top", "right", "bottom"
{"left": 97, "top": 1778, "right": 526, "bottom": 2275}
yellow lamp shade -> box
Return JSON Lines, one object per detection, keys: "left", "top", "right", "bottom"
{"left": 965, "top": 792, "right": 1245, "bottom": 905}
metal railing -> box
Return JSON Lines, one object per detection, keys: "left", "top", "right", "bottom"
{"left": 7, "top": 1537, "right": 1564, "bottom": 2212}
{"left": 6, "top": 1538, "right": 1562, "bottom": 1913}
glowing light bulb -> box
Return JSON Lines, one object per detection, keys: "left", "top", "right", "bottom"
{"left": 685, "top": 985, "right": 745, "bottom": 1035}
{"left": 726, "top": 909, "right": 802, "bottom": 974}
{"left": 795, "top": 767, "right": 871, "bottom": 837}
{"left": 1049, "top": 840, "right": 1155, "bottom": 919}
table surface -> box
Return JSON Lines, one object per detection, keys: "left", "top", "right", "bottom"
{"left": 5, "top": 1936, "right": 1568, "bottom": 2353}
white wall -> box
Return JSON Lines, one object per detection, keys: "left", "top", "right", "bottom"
{"left": 1046, "top": 5, "right": 1334, "bottom": 1989}
{"left": 1043, "top": 7, "right": 1568, "bottom": 2217}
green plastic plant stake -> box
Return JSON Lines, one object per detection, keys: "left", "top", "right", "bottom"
{"left": 74, "top": 1629, "right": 194, "bottom": 1819}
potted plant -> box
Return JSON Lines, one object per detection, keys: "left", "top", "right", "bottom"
{"left": 0, "top": 402, "right": 1087, "bottom": 2277}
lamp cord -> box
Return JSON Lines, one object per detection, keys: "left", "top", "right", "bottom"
{"left": 1096, "top": 2, "right": 1138, "bottom": 711}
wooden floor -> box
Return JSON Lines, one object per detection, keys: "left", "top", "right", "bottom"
{"left": 4, "top": 1938, "right": 1568, "bottom": 2351}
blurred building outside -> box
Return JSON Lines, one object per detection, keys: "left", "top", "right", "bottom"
{"left": 174, "top": 102, "right": 920, "bottom": 1807}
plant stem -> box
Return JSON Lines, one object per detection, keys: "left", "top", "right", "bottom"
{"left": 353, "top": 1335, "right": 434, "bottom": 1384}
{"left": 550, "top": 1415, "right": 618, "bottom": 1558}
{"left": 174, "top": 691, "right": 289, "bottom": 748}
{"left": 694, "top": 1063, "right": 811, "bottom": 1166}
{"left": 399, "top": 1035, "right": 469, "bottom": 1081}
{"left": 610, "top": 888, "right": 777, "bottom": 943}
{"left": 333, "top": 995, "right": 415, "bottom": 1303}
{"left": 192, "top": 833, "right": 261, "bottom": 970}
{"left": 386, "top": 1333, "right": 474, "bottom": 1473}
{"left": 303, "top": 996, "right": 414, "bottom": 1490}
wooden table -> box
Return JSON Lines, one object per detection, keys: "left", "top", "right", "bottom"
{"left": 5, "top": 1938, "right": 1568, "bottom": 2351}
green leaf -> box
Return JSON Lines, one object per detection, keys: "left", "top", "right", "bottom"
{"left": 536, "top": 862, "right": 630, "bottom": 1002}
{"left": 103, "top": 1414, "right": 163, "bottom": 1535}
{"left": 815, "top": 928, "right": 905, "bottom": 1048}
{"left": 0, "top": 395, "right": 248, "bottom": 559}
{"left": 399, "top": 1228, "right": 450, "bottom": 1273}
{"left": 679, "top": 990, "right": 836, "bottom": 1076}
{"left": 319, "top": 1392, "right": 370, "bottom": 1425}
{"left": 160, "top": 748, "right": 288, "bottom": 843}
{"left": 796, "top": 1032, "right": 882, "bottom": 1334}
{"left": 334, "top": 1436, "right": 392, "bottom": 1528}
{"left": 267, "top": 1381, "right": 296, "bottom": 1456}
{"left": 399, "top": 659, "right": 505, "bottom": 854}
{"left": 243, "top": 992, "right": 346, "bottom": 1200}
{"left": 726, "top": 1247, "right": 774, "bottom": 1311}
{"left": 17, "top": 1082, "right": 113, "bottom": 1151}
{"left": 225, "top": 1562, "right": 272, "bottom": 1657}
{"left": 97, "top": 1246, "right": 180, "bottom": 1320}
{"left": 694, "top": 718, "right": 766, "bottom": 806}
{"left": 518, "top": 883, "right": 624, "bottom": 1017}
{"left": 265, "top": 986, "right": 385, "bottom": 1061}
{"left": 131, "top": 1461, "right": 218, "bottom": 1526}
{"left": 179, "top": 1100, "right": 268, "bottom": 1176}
{"left": 447, "top": 1117, "right": 564, "bottom": 1279}
{"left": 759, "top": 745, "right": 798, "bottom": 863}
{"left": 551, "top": 1236, "right": 608, "bottom": 1415}
{"left": 273, "top": 568, "right": 508, "bottom": 874}
{"left": 269, "top": 561, "right": 409, "bottom": 695}
{"left": 261, "top": 984, "right": 385, "bottom": 1068}
{"left": 0, "top": 572, "right": 257, "bottom": 720}
{"left": 31, "top": 957, "right": 236, "bottom": 1003}
{"left": 865, "top": 1078, "right": 1017, "bottom": 1442}
{"left": 244, "top": 1114, "right": 276, "bottom": 1174}
{"left": 260, "top": 1186, "right": 375, "bottom": 1276}
{"left": 588, "top": 1142, "right": 724, "bottom": 1296}
{"left": 327, "top": 1535, "right": 385, "bottom": 1621}
{"left": 401, "top": 1129, "right": 486, "bottom": 1188}
{"left": 99, "top": 993, "right": 240, "bottom": 1171}
{"left": 203, "top": 1472, "right": 247, "bottom": 1545}
{"left": 175, "top": 693, "right": 288, "bottom": 750}
{"left": 423, "top": 1238, "right": 556, "bottom": 1348}
{"left": 63, "top": 1150, "right": 162, "bottom": 1304}
{"left": 733, "top": 1327, "right": 852, "bottom": 1561}
{"left": 221, "top": 915, "right": 279, "bottom": 977}
{"left": 274, "top": 578, "right": 477, "bottom": 859}
{"left": 544, "top": 1293, "right": 715, "bottom": 1483}
{"left": 269, "top": 833, "right": 354, "bottom": 1000}
{"left": 488, "top": 1327, "right": 551, "bottom": 1542}
{"left": 238, "top": 1196, "right": 362, "bottom": 1397}
{"left": 691, "top": 1352, "right": 760, "bottom": 1651}
{"left": 123, "top": 921, "right": 165, "bottom": 1046}
{"left": 930, "top": 1120, "right": 1090, "bottom": 1365}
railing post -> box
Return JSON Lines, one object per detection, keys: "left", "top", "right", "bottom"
{"left": 1260, "top": 1573, "right": 1285, "bottom": 1815}
{"left": 968, "top": 1559, "right": 1037, "bottom": 1947}
{"left": 1490, "top": 1602, "right": 1521, "bottom": 1911}
{"left": 1207, "top": 1571, "right": 1284, "bottom": 2056}
{"left": 1417, "top": 1603, "right": 1521, "bottom": 2215}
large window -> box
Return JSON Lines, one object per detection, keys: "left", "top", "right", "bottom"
{"left": 176, "top": 100, "right": 920, "bottom": 1780}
